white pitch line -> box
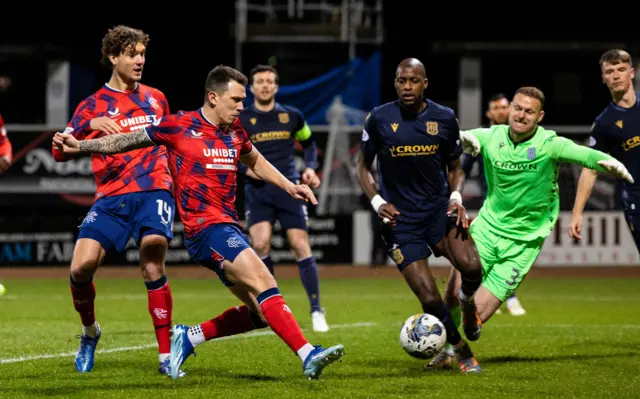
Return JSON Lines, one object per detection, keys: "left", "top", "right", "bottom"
{"left": 497, "top": 323, "right": 640, "bottom": 329}
{"left": 0, "top": 322, "right": 376, "bottom": 365}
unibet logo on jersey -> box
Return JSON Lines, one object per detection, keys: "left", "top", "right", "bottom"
{"left": 203, "top": 148, "right": 237, "bottom": 171}
{"left": 119, "top": 115, "right": 158, "bottom": 132}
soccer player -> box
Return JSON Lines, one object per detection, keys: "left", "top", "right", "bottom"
{"left": 0, "top": 113, "right": 12, "bottom": 174}
{"left": 51, "top": 26, "right": 180, "bottom": 377}
{"left": 356, "top": 58, "right": 483, "bottom": 374}
{"left": 53, "top": 65, "right": 345, "bottom": 381}
{"left": 429, "top": 86, "right": 633, "bottom": 368}
{"left": 460, "top": 93, "right": 527, "bottom": 316}
{"left": 238, "top": 65, "right": 328, "bottom": 332}
{"left": 570, "top": 49, "right": 640, "bottom": 250}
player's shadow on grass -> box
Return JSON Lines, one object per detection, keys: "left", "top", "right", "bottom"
{"left": 235, "top": 374, "right": 280, "bottom": 382}
{"left": 483, "top": 351, "right": 640, "bottom": 364}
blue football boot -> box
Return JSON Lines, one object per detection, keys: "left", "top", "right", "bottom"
{"left": 75, "top": 323, "right": 101, "bottom": 372}
{"left": 302, "top": 344, "right": 345, "bottom": 380}
{"left": 170, "top": 324, "right": 195, "bottom": 379}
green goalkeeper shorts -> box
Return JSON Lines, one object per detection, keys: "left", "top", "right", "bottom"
{"left": 469, "top": 220, "right": 544, "bottom": 302}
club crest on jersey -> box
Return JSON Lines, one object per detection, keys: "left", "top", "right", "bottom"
{"left": 249, "top": 117, "right": 257, "bottom": 125}
{"left": 148, "top": 96, "right": 160, "bottom": 111}
{"left": 527, "top": 147, "right": 536, "bottom": 160}
{"left": 391, "top": 123, "right": 399, "bottom": 133}
{"left": 426, "top": 121, "right": 438, "bottom": 135}
{"left": 278, "top": 113, "right": 289, "bottom": 124}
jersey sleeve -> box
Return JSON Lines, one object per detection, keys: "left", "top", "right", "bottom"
{"left": 442, "top": 116, "right": 463, "bottom": 162}
{"left": 53, "top": 98, "right": 97, "bottom": 161}
{"left": 465, "top": 128, "right": 492, "bottom": 149}
{"left": 360, "top": 112, "right": 383, "bottom": 166}
{"left": 144, "top": 115, "right": 182, "bottom": 149}
{"left": 290, "top": 108, "right": 318, "bottom": 169}
{"left": 546, "top": 136, "right": 611, "bottom": 172}
{"left": 588, "top": 120, "right": 612, "bottom": 153}
{"left": 158, "top": 91, "right": 170, "bottom": 115}
{"left": 238, "top": 124, "right": 254, "bottom": 156}
{"left": 0, "top": 114, "right": 12, "bottom": 162}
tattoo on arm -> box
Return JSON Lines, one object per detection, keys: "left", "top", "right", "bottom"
{"left": 79, "top": 129, "right": 153, "bottom": 154}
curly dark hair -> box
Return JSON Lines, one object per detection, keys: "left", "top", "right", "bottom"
{"left": 100, "top": 25, "right": 150, "bottom": 67}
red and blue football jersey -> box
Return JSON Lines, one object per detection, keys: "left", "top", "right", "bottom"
{"left": 0, "top": 114, "right": 11, "bottom": 160}
{"left": 52, "top": 83, "right": 173, "bottom": 201}
{"left": 143, "top": 109, "right": 254, "bottom": 237}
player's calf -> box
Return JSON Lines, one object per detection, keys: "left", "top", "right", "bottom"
{"left": 227, "top": 249, "right": 344, "bottom": 378}
{"left": 140, "top": 233, "right": 175, "bottom": 372}
{"left": 69, "top": 238, "right": 104, "bottom": 369}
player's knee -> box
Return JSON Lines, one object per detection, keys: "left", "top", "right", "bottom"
{"left": 251, "top": 236, "right": 271, "bottom": 257}
{"left": 139, "top": 235, "right": 169, "bottom": 279}
{"left": 456, "top": 250, "right": 482, "bottom": 277}
{"left": 70, "top": 253, "right": 100, "bottom": 280}
{"left": 289, "top": 235, "right": 311, "bottom": 259}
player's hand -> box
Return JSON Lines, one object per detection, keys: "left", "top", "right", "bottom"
{"left": 448, "top": 200, "right": 470, "bottom": 229}
{"left": 287, "top": 183, "right": 318, "bottom": 205}
{"left": 53, "top": 132, "right": 81, "bottom": 154}
{"left": 90, "top": 116, "right": 122, "bottom": 135}
{"left": 569, "top": 213, "right": 583, "bottom": 240}
{"left": 598, "top": 159, "right": 634, "bottom": 183}
{"left": 460, "top": 131, "right": 480, "bottom": 157}
{"left": 301, "top": 168, "right": 321, "bottom": 189}
{"left": 378, "top": 203, "right": 400, "bottom": 227}
{"left": 0, "top": 156, "right": 10, "bottom": 174}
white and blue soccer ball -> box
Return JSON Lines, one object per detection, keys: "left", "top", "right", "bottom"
{"left": 399, "top": 313, "right": 447, "bottom": 359}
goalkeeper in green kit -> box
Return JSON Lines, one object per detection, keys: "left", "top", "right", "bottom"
{"left": 426, "top": 86, "right": 634, "bottom": 370}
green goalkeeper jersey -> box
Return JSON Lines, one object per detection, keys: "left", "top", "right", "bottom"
{"left": 467, "top": 125, "right": 613, "bottom": 241}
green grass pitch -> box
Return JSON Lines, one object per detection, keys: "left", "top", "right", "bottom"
{"left": 1, "top": 272, "right": 639, "bottom": 398}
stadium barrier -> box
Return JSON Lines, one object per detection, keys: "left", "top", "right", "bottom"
{"left": 0, "top": 208, "right": 637, "bottom": 267}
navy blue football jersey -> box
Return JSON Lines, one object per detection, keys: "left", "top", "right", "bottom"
{"left": 590, "top": 93, "right": 640, "bottom": 204}
{"left": 239, "top": 103, "right": 316, "bottom": 185}
{"left": 361, "top": 99, "right": 462, "bottom": 220}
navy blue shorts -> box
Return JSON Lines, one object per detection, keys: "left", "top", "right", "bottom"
{"left": 380, "top": 202, "right": 454, "bottom": 271}
{"left": 77, "top": 190, "right": 175, "bottom": 253}
{"left": 183, "top": 223, "right": 253, "bottom": 287}
{"left": 244, "top": 182, "right": 308, "bottom": 231}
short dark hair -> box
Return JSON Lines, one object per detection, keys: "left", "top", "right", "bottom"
{"left": 100, "top": 25, "right": 149, "bottom": 67}
{"left": 514, "top": 86, "right": 545, "bottom": 110}
{"left": 487, "top": 93, "right": 508, "bottom": 108}
{"left": 599, "top": 49, "right": 632, "bottom": 68}
{"left": 249, "top": 64, "right": 279, "bottom": 85}
{"left": 204, "top": 65, "right": 248, "bottom": 100}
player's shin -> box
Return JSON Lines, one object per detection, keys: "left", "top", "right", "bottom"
{"left": 261, "top": 254, "right": 276, "bottom": 275}
{"left": 187, "top": 305, "right": 268, "bottom": 347}
{"left": 423, "top": 300, "right": 464, "bottom": 348}
{"left": 145, "top": 275, "right": 172, "bottom": 360}
{"left": 297, "top": 256, "right": 322, "bottom": 313}
{"left": 70, "top": 275, "right": 98, "bottom": 336}
{"left": 257, "top": 287, "right": 315, "bottom": 361}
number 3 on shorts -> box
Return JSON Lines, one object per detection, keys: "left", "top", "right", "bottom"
{"left": 505, "top": 267, "right": 520, "bottom": 287}
{"left": 156, "top": 199, "right": 173, "bottom": 226}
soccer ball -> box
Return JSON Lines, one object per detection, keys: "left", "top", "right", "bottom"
{"left": 399, "top": 313, "right": 447, "bottom": 359}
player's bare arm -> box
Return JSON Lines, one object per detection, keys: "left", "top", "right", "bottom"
{"left": 240, "top": 147, "right": 318, "bottom": 205}
{"left": 569, "top": 168, "right": 598, "bottom": 240}
{"left": 446, "top": 158, "right": 469, "bottom": 229}
{"left": 53, "top": 129, "right": 154, "bottom": 155}
{"left": 355, "top": 152, "right": 400, "bottom": 226}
